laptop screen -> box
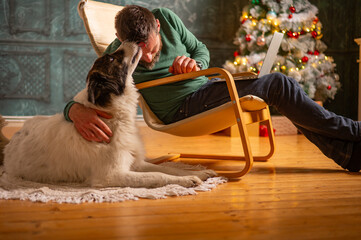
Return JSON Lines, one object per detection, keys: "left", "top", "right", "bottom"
{"left": 258, "top": 32, "right": 284, "bottom": 77}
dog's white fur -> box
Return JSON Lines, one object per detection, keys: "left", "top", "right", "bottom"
{"left": 1, "top": 42, "right": 216, "bottom": 188}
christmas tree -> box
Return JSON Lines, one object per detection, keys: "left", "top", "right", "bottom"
{"left": 223, "top": 0, "right": 340, "bottom": 102}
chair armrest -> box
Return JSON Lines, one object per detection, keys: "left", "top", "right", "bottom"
{"left": 135, "top": 67, "right": 232, "bottom": 90}
{"left": 232, "top": 71, "right": 257, "bottom": 80}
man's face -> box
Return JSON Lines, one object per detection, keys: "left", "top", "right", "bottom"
{"left": 139, "top": 31, "right": 162, "bottom": 70}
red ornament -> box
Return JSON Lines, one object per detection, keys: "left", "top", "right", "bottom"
{"left": 314, "top": 50, "right": 320, "bottom": 55}
{"left": 288, "top": 14, "right": 293, "bottom": 19}
{"left": 287, "top": 31, "right": 299, "bottom": 39}
{"left": 245, "top": 34, "right": 252, "bottom": 42}
{"left": 302, "top": 56, "right": 309, "bottom": 63}
{"left": 327, "top": 85, "right": 332, "bottom": 90}
{"left": 289, "top": 6, "right": 296, "bottom": 13}
{"left": 311, "top": 31, "right": 318, "bottom": 38}
{"left": 259, "top": 125, "right": 276, "bottom": 137}
{"left": 313, "top": 17, "right": 319, "bottom": 24}
{"left": 233, "top": 51, "right": 239, "bottom": 57}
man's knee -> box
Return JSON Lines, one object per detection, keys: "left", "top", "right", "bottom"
{"left": 266, "top": 72, "right": 298, "bottom": 87}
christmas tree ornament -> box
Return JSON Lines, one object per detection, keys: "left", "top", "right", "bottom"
{"left": 311, "top": 31, "right": 318, "bottom": 38}
{"left": 302, "top": 56, "right": 309, "bottom": 63}
{"left": 327, "top": 85, "right": 332, "bottom": 90}
{"left": 245, "top": 34, "right": 252, "bottom": 42}
{"left": 288, "top": 14, "right": 293, "bottom": 19}
{"left": 313, "top": 17, "right": 319, "bottom": 24}
{"left": 266, "top": 10, "right": 277, "bottom": 20}
{"left": 289, "top": 6, "right": 296, "bottom": 13}
{"left": 256, "top": 34, "right": 266, "bottom": 46}
{"left": 316, "top": 33, "right": 323, "bottom": 40}
{"left": 233, "top": 51, "right": 239, "bottom": 57}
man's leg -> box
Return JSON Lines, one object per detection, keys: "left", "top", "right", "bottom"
{"left": 295, "top": 124, "right": 353, "bottom": 169}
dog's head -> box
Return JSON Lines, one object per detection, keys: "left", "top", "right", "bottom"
{"left": 86, "top": 42, "right": 142, "bottom": 107}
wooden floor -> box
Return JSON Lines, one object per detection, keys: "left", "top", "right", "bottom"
{"left": 1, "top": 122, "right": 361, "bottom": 240}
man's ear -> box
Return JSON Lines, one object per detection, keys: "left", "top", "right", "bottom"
{"left": 156, "top": 19, "right": 160, "bottom": 32}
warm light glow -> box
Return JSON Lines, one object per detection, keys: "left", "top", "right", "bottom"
{"left": 273, "top": 19, "right": 279, "bottom": 26}
{"left": 241, "top": 57, "right": 248, "bottom": 65}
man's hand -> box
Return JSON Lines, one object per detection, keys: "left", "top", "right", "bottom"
{"left": 68, "top": 103, "right": 113, "bottom": 143}
{"left": 168, "top": 56, "right": 200, "bottom": 75}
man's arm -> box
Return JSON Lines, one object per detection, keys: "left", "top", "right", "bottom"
{"left": 159, "top": 8, "right": 210, "bottom": 75}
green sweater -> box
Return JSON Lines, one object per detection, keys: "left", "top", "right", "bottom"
{"left": 103, "top": 8, "right": 210, "bottom": 124}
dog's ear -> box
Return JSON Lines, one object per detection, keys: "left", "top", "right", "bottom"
{"left": 87, "top": 72, "right": 125, "bottom": 107}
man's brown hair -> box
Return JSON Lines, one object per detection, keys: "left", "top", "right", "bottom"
{"left": 115, "top": 5, "right": 157, "bottom": 43}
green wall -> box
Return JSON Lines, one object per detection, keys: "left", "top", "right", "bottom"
{"left": 0, "top": 0, "right": 360, "bottom": 120}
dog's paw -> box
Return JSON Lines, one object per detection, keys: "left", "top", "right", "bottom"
{"left": 194, "top": 169, "right": 218, "bottom": 181}
{"left": 177, "top": 176, "right": 203, "bottom": 187}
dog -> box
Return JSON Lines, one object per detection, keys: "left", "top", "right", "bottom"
{"left": 0, "top": 42, "right": 217, "bottom": 188}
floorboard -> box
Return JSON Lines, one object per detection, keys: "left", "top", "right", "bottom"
{"left": 1, "top": 121, "right": 360, "bottom": 240}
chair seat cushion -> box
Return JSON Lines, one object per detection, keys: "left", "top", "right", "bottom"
{"left": 140, "top": 94, "right": 267, "bottom": 136}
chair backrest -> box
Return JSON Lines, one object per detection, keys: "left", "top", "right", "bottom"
{"left": 77, "top": 0, "right": 123, "bottom": 57}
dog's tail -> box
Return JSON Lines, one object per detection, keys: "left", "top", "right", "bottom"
{"left": 0, "top": 116, "right": 10, "bottom": 165}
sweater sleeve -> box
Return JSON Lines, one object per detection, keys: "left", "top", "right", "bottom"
{"left": 103, "top": 38, "right": 121, "bottom": 55}
{"left": 158, "top": 8, "right": 210, "bottom": 69}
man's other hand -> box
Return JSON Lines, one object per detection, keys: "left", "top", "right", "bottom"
{"left": 168, "top": 56, "right": 200, "bottom": 75}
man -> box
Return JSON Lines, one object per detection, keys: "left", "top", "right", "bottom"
{"left": 64, "top": 5, "right": 361, "bottom": 172}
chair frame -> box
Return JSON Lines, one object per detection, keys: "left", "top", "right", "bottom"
{"left": 77, "top": 0, "right": 276, "bottom": 178}
{"left": 136, "top": 68, "right": 275, "bottom": 178}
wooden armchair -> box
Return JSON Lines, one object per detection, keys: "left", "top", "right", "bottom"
{"left": 77, "top": 0, "right": 276, "bottom": 178}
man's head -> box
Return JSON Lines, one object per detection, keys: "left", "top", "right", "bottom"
{"left": 115, "top": 5, "right": 162, "bottom": 69}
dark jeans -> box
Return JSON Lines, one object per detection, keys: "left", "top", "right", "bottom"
{"left": 172, "top": 72, "right": 361, "bottom": 168}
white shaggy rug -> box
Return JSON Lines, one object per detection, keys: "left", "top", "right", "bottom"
{"left": 0, "top": 162, "right": 226, "bottom": 204}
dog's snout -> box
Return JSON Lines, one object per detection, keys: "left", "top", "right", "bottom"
{"left": 132, "top": 47, "right": 141, "bottom": 64}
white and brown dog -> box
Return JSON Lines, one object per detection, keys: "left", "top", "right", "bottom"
{"left": 0, "top": 42, "right": 216, "bottom": 188}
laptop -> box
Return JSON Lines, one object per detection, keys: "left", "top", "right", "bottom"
{"left": 215, "top": 32, "right": 284, "bottom": 81}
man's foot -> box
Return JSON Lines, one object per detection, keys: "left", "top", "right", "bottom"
{"left": 346, "top": 141, "right": 361, "bottom": 172}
